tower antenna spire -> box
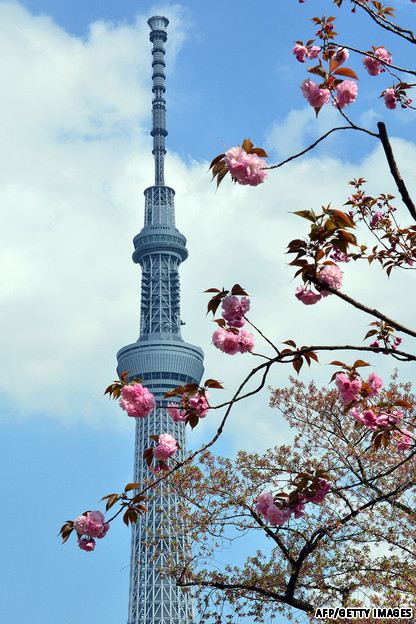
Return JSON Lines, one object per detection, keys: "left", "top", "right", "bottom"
{"left": 148, "top": 15, "right": 169, "bottom": 186}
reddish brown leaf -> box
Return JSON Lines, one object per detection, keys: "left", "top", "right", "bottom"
{"left": 124, "top": 483, "right": 141, "bottom": 492}
{"left": 241, "top": 138, "right": 254, "bottom": 153}
{"left": 333, "top": 67, "right": 358, "bottom": 80}
{"left": 204, "top": 379, "right": 224, "bottom": 389}
{"left": 209, "top": 153, "right": 225, "bottom": 170}
{"left": 231, "top": 284, "right": 249, "bottom": 296}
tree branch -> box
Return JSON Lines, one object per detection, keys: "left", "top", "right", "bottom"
{"left": 377, "top": 122, "right": 416, "bottom": 222}
{"left": 311, "top": 276, "right": 416, "bottom": 338}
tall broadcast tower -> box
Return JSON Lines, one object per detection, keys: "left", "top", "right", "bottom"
{"left": 116, "top": 16, "right": 204, "bottom": 624}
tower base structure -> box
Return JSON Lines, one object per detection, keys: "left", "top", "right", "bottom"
{"left": 117, "top": 336, "right": 203, "bottom": 624}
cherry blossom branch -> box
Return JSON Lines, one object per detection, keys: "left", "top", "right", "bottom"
{"left": 352, "top": 0, "right": 416, "bottom": 44}
{"left": 377, "top": 121, "right": 416, "bottom": 222}
{"left": 176, "top": 578, "right": 313, "bottom": 614}
{"left": 333, "top": 42, "right": 416, "bottom": 77}
{"left": 285, "top": 479, "right": 413, "bottom": 603}
{"left": 266, "top": 126, "right": 376, "bottom": 171}
{"left": 310, "top": 277, "right": 416, "bottom": 338}
{"left": 244, "top": 316, "right": 280, "bottom": 355}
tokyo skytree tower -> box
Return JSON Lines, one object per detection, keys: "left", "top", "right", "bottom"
{"left": 116, "top": 15, "right": 204, "bottom": 624}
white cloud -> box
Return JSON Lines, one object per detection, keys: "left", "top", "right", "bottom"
{"left": 1, "top": 2, "right": 415, "bottom": 453}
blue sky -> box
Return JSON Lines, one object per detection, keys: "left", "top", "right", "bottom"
{"left": 1, "top": 1, "right": 416, "bottom": 623}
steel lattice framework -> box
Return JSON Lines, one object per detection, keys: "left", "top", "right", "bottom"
{"left": 117, "top": 15, "right": 204, "bottom": 624}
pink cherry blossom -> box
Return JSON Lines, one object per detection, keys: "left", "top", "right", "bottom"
{"left": 222, "top": 331, "right": 240, "bottom": 355}
{"left": 301, "top": 79, "right": 330, "bottom": 109}
{"left": 153, "top": 433, "right": 178, "bottom": 462}
{"left": 295, "top": 286, "right": 322, "bottom": 305}
{"left": 363, "top": 47, "right": 392, "bottom": 76}
{"left": 370, "top": 212, "right": 383, "bottom": 228}
{"left": 256, "top": 491, "right": 274, "bottom": 516}
{"left": 366, "top": 372, "right": 383, "bottom": 397}
{"left": 292, "top": 501, "right": 306, "bottom": 518}
{"left": 85, "top": 511, "right": 107, "bottom": 538}
{"left": 265, "top": 504, "right": 292, "bottom": 526}
{"left": 221, "top": 295, "right": 250, "bottom": 327}
{"left": 73, "top": 514, "right": 89, "bottom": 535}
{"left": 392, "top": 337, "right": 402, "bottom": 350}
{"left": 293, "top": 43, "right": 308, "bottom": 63}
{"left": 335, "top": 373, "right": 362, "bottom": 405}
{"left": 74, "top": 510, "right": 109, "bottom": 539}
{"left": 334, "top": 80, "right": 358, "bottom": 109}
{"left": 319, "top": 264, "right": 343, "bottom": 290}
{"left": 96, "top": 522, "right": 110, "bottom": 539}
{"left": 188, "top": 392, "right": 210, "bottom": 418}
{"left": 120, "top": 383, "right": 156, "bottom": 418}
{"left": 384, "top": 88, "right": 397, "bottom": 110}
{"left": 237, "top": 329, "right": 255, "bottom": 353}
{"left": 78, "top": 537, "right": 96, "bottom": 552}
{"left": 167, "top": 403, "right": 187, "bottom": 422}
{"left": 335, "top": 47, "right": 349, "bottom": 64}
{"left": 370, "top": 340, "right": 380, "bottom": 348}
{"left": 330, "top": 248, "right": 350, "bottom": 263}
{"left": 307, "top": 479, "right": 331, "bottom": 504}
{"left": 361, "top": 410, "right": 378, "bottom": 429}
{"left": 212, "top": 328, "right": 253, "bottom": 355}
{"left": 394, "top": 429, "right": 413, "bottom": 451}
{"left": 308, "top": 45, "right": 321, "bottom": 60}
{"left": 224, "top": 147, "right": 267, "bottom": 186}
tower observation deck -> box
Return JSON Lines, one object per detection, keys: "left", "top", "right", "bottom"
{"left": 116, "top": 15, "right": 204, "bottom": 624}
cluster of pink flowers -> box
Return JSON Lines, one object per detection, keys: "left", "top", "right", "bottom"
{"left": 334, "top": 80, "right": 358, "bottom": 109}
{"left": 222, "top": 295, "right": 250, "bottom": 327}
{"left": 74, "top": 511, "right": 110, "bottom": 552}
{"left": 119, "top": 383, "right": 156, "bottom": 418}
{"left": 384, "top": 88, "right": 397, "bottom": 110}
{"left": 319, "top": 264, "right": 343, "bottom": 290}
{"left": 363, "top": 47, "right": 392, "bottom": 76}
{"left": 212, "top": 327, "right": 254, "bottom": 354}
{"left": 351, "top": 407, "right": 412, "bottom": 451}
{"left": 301, "top": 79, "right": 330, "bottom": 109}
{"left": 302, "top": 79, "right": 358, "bottom": 111}
{"left": 256, "top": 479, "right": 331, "bottom": 526}
{"left": 212, "top": 294, "right": 254, "bottom": 354}
{"left": 370, "top": 211, "right": 383, "bottom": 228}
{"left": 295, "top": 264, "right": 343, "bottom": 306}
{"left": 335, "top": 371, "right": 383, "bottom": 406}
{"left": 293, "top": 42, "right": 321, "bottom": 63}
{"left": 295, "top": 286, "right": 322, "bottom": 305}
{"left": 167, "top": 391, "right": 209, "bottom": 423}
{"left": 394, "top": 430, "right": 413, "bottom": 451}
{"left": 351, "top": 406, "right": 404, "bottom": 429}
{"left": 330, "top": 247, "right": 350, "bottom": 263}
{"left": 370, "top": 336, "right": 402, "bottom": 350}
{"left": 224, "top": 146, "right": 267, "bottom": 186}
{"left": 335, "top": 371, "right": 413, "bottom": 452}
{"left": 153, "top": 433, "right": 178, "bottom": 462}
